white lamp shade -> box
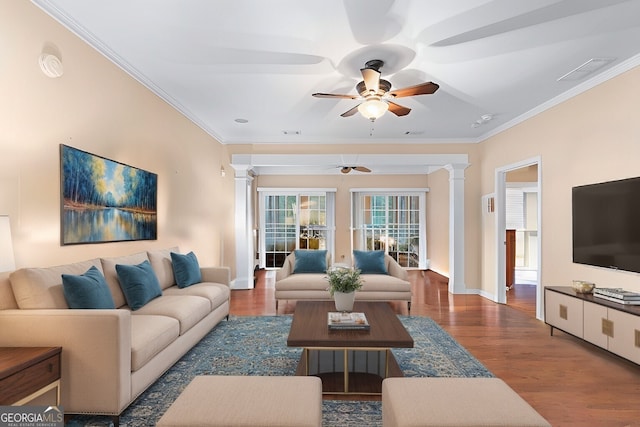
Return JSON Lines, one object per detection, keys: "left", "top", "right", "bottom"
{"left": 0, "top": 216, "right": 16, "bottom": 272}
{"left": 358, "top": 98, "right": 388, "bottom": 121}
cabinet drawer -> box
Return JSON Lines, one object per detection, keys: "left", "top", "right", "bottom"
{"left": 545, "top": 289, "right": 583, "bottom": 338}
{"left": 607, "top": 309, "right": 640, "bottom": 365}
{"left": 0, "top": 353, "right": 61, "bottom": 405}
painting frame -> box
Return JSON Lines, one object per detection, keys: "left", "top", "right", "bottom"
{"left": 60, "top": 144, "right": 158, "bottom": 245}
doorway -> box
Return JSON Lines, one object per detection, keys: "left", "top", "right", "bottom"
{"left": 495, "top": 158, "right": 542, "bottom": 319}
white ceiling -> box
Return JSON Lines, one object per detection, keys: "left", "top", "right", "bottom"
{"left": 33, "top": 0, "right": 640, "bottom": 147}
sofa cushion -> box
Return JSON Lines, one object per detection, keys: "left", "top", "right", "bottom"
{"left": 163, "top": 283, "right": 230, "bottom": 310}
{"left": 171, "top": 251, "right": 202, "bottom": 288}
{"left": 359, "top": 274, "right": 411, "bottom": 292}
{"left": 130, "top": 314, "right": 180, "bottom": 372}
{"left": 9, "top": 259, "right": 103, "bottom": 309}
{"left": 116, "top": 261, "right": 162, "bottom": 310}
{"left": 275, "top": 274, "right": 329, "bottom": 291}
{"left": 354, "top": 250, "right": 388, "bottom": 274}
{"left": 293, "top": 250, "right": 327, "bottom": 273}
{"left": 132, "top": 295, "right": 211, "bottom": 335}
{"left": 0, "top": 272, "right": 18, "bottom": 310}
{"left": 62, "top": 266, "right": 116, "bottom": 309}
{"left": 101, "top": 252, "right": 150, "bottom": 307}
{"left": 147, "top": 247, "right": 180, "bottom": 290}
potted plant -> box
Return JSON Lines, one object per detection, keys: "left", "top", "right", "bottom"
{"left": 326, "top": 267, "right": 363, "bottom": 312}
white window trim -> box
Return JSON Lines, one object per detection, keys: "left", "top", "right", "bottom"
{"left": 257, "top": 188, "right": 336, "bottom": 268}
{"left": 350, "top": 188, "right": 429, "bottom": 269}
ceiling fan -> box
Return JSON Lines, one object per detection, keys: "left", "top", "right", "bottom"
{"left": 340, "top": 166, "right": 371, "bottom": 174}
{"left": 313, "top": 59, "right": 439, "bottom": 121}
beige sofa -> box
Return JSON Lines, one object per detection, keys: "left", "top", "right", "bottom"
{"left": 0, "top": 248, "right": 230, "bottom": 422}
{"left": 275, "top": 251, "right": 412, "bottom": 312}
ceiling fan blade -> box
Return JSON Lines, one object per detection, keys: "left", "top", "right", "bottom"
{"left": 361, "top": 67, "right": 381, "bottom": 94}
{"left": 388, "top": 82, "right": 439, "bottom": 98}
{"left": 312, "top": 92, "right": 359, "bottom": 99}
{"left": 388, "top": 101, "right": 411, "bottom": 116}
{"left": 340, "top": 105, "right": 360, "bottom": 117}
{"left": 354, "top": 166, "right": 371, "bottom": 173}
{"left": 340, "top": 167, "right": 352, "bottom": 174}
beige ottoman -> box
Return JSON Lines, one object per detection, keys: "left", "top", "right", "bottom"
{"left": 157, "top": 375, "right": 322, "bottom": 427}
{"left": 382, "top": 378, "right": 551, "bottom": 427}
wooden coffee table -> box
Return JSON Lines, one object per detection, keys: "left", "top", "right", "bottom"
{"left": 287, "top": 301, "right": 413, "bottom": 395}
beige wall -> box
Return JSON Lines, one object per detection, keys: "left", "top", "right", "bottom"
{"left": 0, "top": 2, "right": 235, "bottom": 272}
{"left": 479, "top": 64, "right": 640, "bottom": 294}
{"left": 426, "top": 168, "right": 450, "bottom": 275}
{"left": 506, "top": 164, "right": 538, "bottom": 182}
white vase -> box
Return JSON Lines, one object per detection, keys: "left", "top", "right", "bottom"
{"left": 333, "top": 291, "right": 356, "bottom": 312}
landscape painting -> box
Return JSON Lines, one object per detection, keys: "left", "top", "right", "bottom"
{"left": 60, "top": 144, "right": 157, "bottom": 245}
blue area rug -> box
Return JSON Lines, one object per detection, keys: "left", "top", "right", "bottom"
{"left": 67, "top": 315, "right": 492, "bottom": 426}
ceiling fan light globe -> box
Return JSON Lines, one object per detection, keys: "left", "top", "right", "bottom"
{"left": 358, "top": 99, "right": 388, "bottom": 121}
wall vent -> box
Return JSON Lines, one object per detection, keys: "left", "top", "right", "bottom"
{"left": 557, "top": 58, "right": 615, "bottom": 82}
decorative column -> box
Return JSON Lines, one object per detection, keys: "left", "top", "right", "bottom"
{"left": 232, "top": 166, "right": 254, "bottom": 289}
{"left": 445, "top": 163, "right": 468, "bottom": 294}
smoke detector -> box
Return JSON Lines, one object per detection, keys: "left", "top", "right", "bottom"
{"left": 471, "top": 113, "right": 493, "bottom": 128}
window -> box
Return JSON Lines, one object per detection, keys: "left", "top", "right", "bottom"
{"left": 263, "top": 195, "right": 297, "bottom": 268}
{"left": 258, "top": 189, "right": 335, "bottom": 268}
{"left": 352, "top": 190, "right": 427, "bottom": 269}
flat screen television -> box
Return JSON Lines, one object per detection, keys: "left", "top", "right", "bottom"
{"left": 572, "top": 176, "right": 640, "bottom": 274}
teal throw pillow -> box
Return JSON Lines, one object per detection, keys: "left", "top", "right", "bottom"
{"left": 293, "top": 249, "right": 327, "bottom": 273}
{"left": 353, "top": 250, "right": 388, "bottom": 274}
{"left": 171, "top": 251, "right": 202, "bottom": 288}
{"left": 62, "top": 266, "right": 116, "bottom": 309}
{"left": 116, "top": 260, "right": 162, "bottom": 310}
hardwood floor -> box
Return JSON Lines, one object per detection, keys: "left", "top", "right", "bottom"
{"left": 230, "top": 270, "right": 640, "bottom": 427}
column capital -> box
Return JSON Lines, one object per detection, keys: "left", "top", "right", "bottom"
{"left": 444, "top": 163, "right": 469, "bottom": 179}
{"left": 232, "top": 165, "right": 254, "bottom": 180}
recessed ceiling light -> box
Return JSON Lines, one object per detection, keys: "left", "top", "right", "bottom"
{"left": 234, "top": 118, "right": 248, "bottom": 124}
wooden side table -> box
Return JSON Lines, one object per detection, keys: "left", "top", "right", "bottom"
{"left": 0, "top": 347, "right": 62, "bottom": 405}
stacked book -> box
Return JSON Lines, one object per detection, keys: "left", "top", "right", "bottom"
{"left": 327, "top": 312, "right": 370, "bottom": 330}
{"left": 593, "top": 288, "right": 640, "bottom": 305}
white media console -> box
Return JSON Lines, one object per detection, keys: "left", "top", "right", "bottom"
{"left": 545, "top": 286, "right": 640, "bottom": 365}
